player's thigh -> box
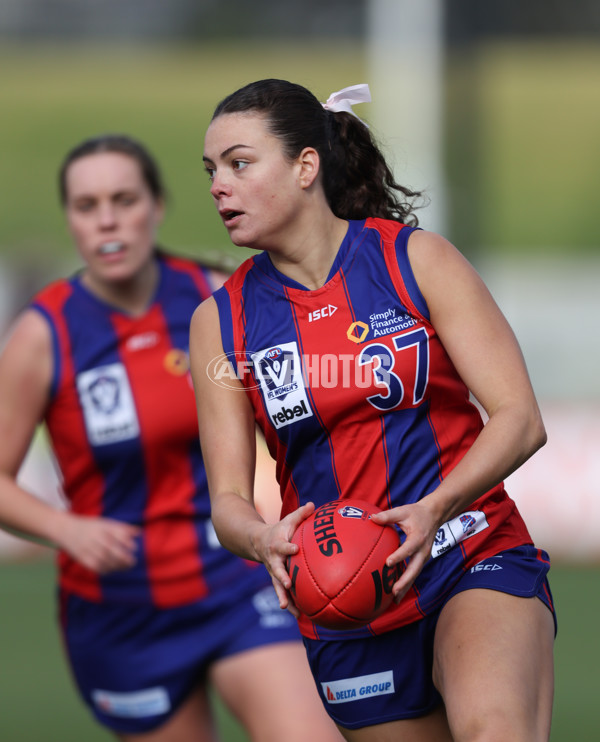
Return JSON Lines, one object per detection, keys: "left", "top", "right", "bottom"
{"left": 210, "top": 641, "right": 344, "bottom": 742}
{"left": 116, "top": 684, "right": 217, "bottom": 742}
{"left": 336, "top": 705, "right": 451, "bottom": 742}
{"left": 433, "top": 589, "right": 554, "bottom": 742}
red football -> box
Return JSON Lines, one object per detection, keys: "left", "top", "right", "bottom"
{"left": 287, "top": 499, "right": 402, "bottom": 630}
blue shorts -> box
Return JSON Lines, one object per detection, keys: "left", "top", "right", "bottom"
{"left": 60, "top": 579, "right": 301, "bottom": 734}
{"left": 303, "top": 545, "right": 556, "bottom": 730}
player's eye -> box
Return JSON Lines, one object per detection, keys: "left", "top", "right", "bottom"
{"left": 205, "top": 166, "right": 216, "bottom": 182}
{"left": 116, "top": 193, "right": 137, "bottom": 207}
{"left": 232, "top": 160, "right": 249, "bottom": 172}
{"left": 72, "top": 200, "right": 95, "bottom": 213}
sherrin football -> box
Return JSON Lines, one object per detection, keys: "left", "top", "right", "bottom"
{"left": 287, "top": 499, "right": 402, "bottom": 630}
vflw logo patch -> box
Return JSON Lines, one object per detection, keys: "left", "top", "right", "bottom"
{"left": 251, "top": 342, "right": 313, "bottom": 429}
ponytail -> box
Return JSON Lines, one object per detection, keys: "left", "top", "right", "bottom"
{"left": 322, "top": 111, "right": 424, "bottom": 225}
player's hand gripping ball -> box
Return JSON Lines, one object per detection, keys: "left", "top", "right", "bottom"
{"left": 287, "top": 499, "right": 402, "bottom": 630}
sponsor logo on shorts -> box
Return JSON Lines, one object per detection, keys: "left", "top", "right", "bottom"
{"left": 470, "top": 558, "right": 504, "bottom": 574}
{"left": 205, "top": 519, "right": 222, "bottom": 550}
{"left": 432, "top": 510, "right": 489, "bottom": 558}
{"left": 92, "top": 687, "right": 170, "bottom": 718}
{"left": 322, "top": 671, "right": 394, "bottom": 704}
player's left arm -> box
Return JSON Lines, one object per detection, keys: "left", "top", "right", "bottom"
{"left": 372, "top": 229, "right": 546, "bottom": 600}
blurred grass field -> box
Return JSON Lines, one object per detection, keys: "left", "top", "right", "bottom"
{"left": 1, "top": 557, "right": 598, "bottom": 741}
{"left": 0, "top": 41, "right": 369, "bottom": 275}
{"left": 0, "top": 39, "right": 599, "bottom": 282}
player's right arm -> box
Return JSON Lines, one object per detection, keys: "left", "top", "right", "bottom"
{"left": 189, "top": 296, "right": 313, "bottom": 610}
{"left": 0, "top": 309, "right": 139, "bottom": 572}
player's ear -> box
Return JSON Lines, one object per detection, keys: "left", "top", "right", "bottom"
{"left": 297, "top": 147, "right": 320, "bottom": 190}
{"left": 152, "top": 197, "right": 166, "bottom": 227}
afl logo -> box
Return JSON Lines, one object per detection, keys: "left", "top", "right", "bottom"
{"left": 338, "top": 505, "right": 368, "bottom": 520}
{"left": 265, "top": 347, "right": 283, "bottom": 361}
{"left": 164, "top": 349, "right": 189, "bottom": 376}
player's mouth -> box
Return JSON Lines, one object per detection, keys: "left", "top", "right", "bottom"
{"left": 220, "top": 210, "right": 244, "bottom": 228}
{"left": 99, "top": 241, "right": 125, "bottom": 255}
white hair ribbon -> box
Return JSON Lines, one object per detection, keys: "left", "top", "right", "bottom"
{"left": 322, "top": 83, "right": 371, "bottom": 126}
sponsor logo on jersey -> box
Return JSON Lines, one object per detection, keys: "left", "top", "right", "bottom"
{"left": 322, "top": 671, "right": 395, "bottom": 704}
{"left": 251, "top": 342, "right": 313, "bottom": 429}
{"left": 76, "top": 363, "right": 140, "bottom": 445}
{"left": 459, "top": 513, "right": 477, "bottom": 532}
{"left": 347, "top": 321, "right": 369, "bottom": 344}
{"left": 126, "top": 331, "right": 159, "bottom": 351}
{"left": 163, "top": 348, "right": 189, "bottom": 376}
{"left": 92, "top": 687, "right": 170, "bottom": 718}
{"left": 432, "top": 510, "right": 489, "bottom": 558}
{"left": 368, "top": 307, "right": 418, "bottom": 338}
{"left": 308, "top": 304, "right": 338, "bottom": 322}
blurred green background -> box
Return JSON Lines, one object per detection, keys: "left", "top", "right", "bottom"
{"left": 0, "top": 42, "right": 371, "bottom": 275}
{"left": 1, "top": 2, "right": 599, "bottom": 740}
{"left": 1, "top": 38, "right": 599, "bottom": 289}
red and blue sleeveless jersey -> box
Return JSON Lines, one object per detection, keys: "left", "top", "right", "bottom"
{"left": 214, "top": 218, "right": 535, "bottom": 639}
{"left": 32, "top": 251, "right": 264, "bottom": 608}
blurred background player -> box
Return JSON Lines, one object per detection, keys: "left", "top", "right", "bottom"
{"left": 0, "top": 133, "right": 343, "bottom": 742}
{"left": 190, "top": 80, "right": 556, "bottom": 741}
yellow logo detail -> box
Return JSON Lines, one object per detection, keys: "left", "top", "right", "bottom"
{"left": 346, "top": 321, "right": 369, "bottom": 344}
{"left": 164, "top": 349, "right": 189, "bottom": 376}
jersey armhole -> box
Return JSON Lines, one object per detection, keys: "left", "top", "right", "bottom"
{"left": 213, "top": 286, "right": 235, "bottom": 358}
{"left": 29, "top": 303, "right": 61, "bottom": 400}
{"left": 393, "top": 226, "right": 430, "bottom": 321}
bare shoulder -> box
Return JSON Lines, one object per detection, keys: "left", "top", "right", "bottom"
{"left": 406, "top": 229, "right": 493, "bottom": 314}
{"left": 0, "top": 310, "right": 53, "bottom": 465}
{"left": 190, "top": 294, "right": 219, "bottom": 337}
{"left": 189, "top": 295, "right": 225, "bottom": 368}
{"left": 1, "top": 309, "right": 53, "bottom": 367}
{"left": 407, "top": 230, "right": 477, "bottom": 283}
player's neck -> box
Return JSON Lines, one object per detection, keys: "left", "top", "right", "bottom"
{"left": 268, "top": 215, "right": 348, "bottom": 291}
{"left": 81, "top": 258, "right": 160, "bottom": 316}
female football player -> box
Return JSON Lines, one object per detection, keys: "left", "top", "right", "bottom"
{"left": 0, "top": 133, "right": 343, "bottom": 742}
{"left": 190, "top": 79, "right": 556, "bottom": 741}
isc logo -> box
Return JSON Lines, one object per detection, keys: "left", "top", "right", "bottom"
{"left": 308, "top": 304, "right": 338, "bottom": 322}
